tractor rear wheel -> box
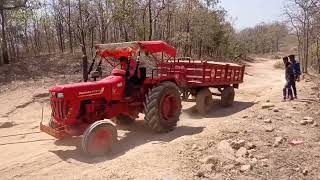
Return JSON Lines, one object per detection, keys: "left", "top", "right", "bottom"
{"left": 196, "top": 88, "right": 213, "bottom": 115}
{"left": 221, "top": 86, "right": 235, "bottom": 107}
{"left": 82, "top": 120, "right": 117, "bottom": 156}
{"left": 144, "top": 81, "right": 182, "bottom": 133}
{"left": 111, "top": 114, "right": 135, "bottom": 125}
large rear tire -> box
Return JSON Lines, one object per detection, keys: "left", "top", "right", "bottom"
{"left": 196, "top": 88, "right": 213, "bottom": 115}
{"left": 111, "top": 114, "right": 135, "bottom": 125}
{"left": 221, "top": 86, "right": 235, "bottom": 107}
{"left": 144, "top": 81, "right": 182, "bottom": 133}
{"left": 82, "top": 120, "right": 117, "bottom": 156}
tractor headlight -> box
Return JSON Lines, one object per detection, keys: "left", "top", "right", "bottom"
{"left": 57, "top": 93, "right": 64, "bottom": 99}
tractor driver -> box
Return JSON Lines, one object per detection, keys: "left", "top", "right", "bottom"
{"left": 119, "top": 56, "right": 138, "bottom": 99}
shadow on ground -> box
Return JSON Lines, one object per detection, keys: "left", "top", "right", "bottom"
{"left": 183, "top": 100, "right": 255, "bottom": 119}
{"left": 50, "top": 121, "right": 204, "bottom": 164}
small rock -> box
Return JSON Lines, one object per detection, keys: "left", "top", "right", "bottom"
{"left": 217, "top": 140, "right": 235, "bottom": 160}
{"left": 237, "top": 140, "right": 246, "bottom": 148}
{"left": 195, "top": 171, "right": 205, "bottom": 177}
{"left": 240, "top": 164, "right": 252, "bottom": 172}
{"left": 192, "top": 144, "right": 198, "bottom": 150}
{"left": 303, "top": 117, "right": 314, "bottom": 124}
{"left": 266, "top": 100, "right": 271, "bottom": 103}
{"left": 248, "top": 153, "right": 254, "bottom": 158}
{"left": 303, "top": 169, "right": 309, "bottom": 176}
{"left": 236, "top": 147, "right": 248, "bottom": 158}
{"left": 257, "top": 115, "right": 263, "bottom": 120}
{"left": 264, "top": 119, "right": 272, "bottom": 123}
{"left": 265, "top": 126, "right": 275, "bottom": 132}
{"left": 230, "top": 140, "right": 246, "bottom": 150}
{"left": 313, "top": 122, "right": 319, "bottom": 127}
{"left": 273, "top": 136, "right": 284, "bottom": 147}
{"left": 201, "top": 156, "right": 218, "bottom": 164}
{"left": 242, "top": 115, "right": 249, "bottom": 119}
{"left": 273, "top": 108, "right": 280, "bottom": 112}
{"left": 300, "top": 120, "right": 308, "bottom": 125}
{"left": 200, "top": 164, "right": 214, "bottom": 173}
{"left": 285, "top": 114, "right": 292, "bottom": 118}
{"left": 249, "top": 158, "right": 258, "bottom": 165}
{"left": 235, "top": 157, "right": 247, "bottom": 165}
{"left": 262, "top": 103, "right": 275, "bottom": 109}
{"left": 246, "top": 142, "right": 256, "bottom": 150}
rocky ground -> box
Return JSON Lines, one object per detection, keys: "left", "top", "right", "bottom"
{"left": 0, "top": 56, "right": 319, "bottom": 180}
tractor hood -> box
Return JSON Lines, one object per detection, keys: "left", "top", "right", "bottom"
{"left": 49, "top": 75, "right": 125, "bottom": 100}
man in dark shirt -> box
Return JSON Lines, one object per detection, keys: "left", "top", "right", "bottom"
{"left": 288, "top": 54, "right": 300, "bottom": 98}
{"left": 283, "top": 56, "right": 294, "bottom": 101}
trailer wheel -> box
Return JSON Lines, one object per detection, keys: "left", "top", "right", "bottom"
{"left": 111, "top": 114, "right": 135, "bottom": 125}
{"left": 144, "top": 81, "right": 182, "bottom": 133}
{"left": 196, "top": 88, "right": 213, "bottom": 115}
{"left": 82, "top": 120, "right": 117, "bottom": 156}
{"left": 221, "top": 86, "right": 235, "bottom": 107}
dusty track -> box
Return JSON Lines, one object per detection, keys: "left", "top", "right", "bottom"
{"left": 0, "top": 58, "right": 319, "bottom": 180}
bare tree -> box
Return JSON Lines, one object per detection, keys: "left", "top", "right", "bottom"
{"left": 284, "top": 0, "right": 319, "bottom": 73}
{"left": 0, "top": 0, "right": 28, "bottom": 65}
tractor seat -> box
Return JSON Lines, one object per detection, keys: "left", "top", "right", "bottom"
{"left": 112, "top": 69, "right": 126, "bottom": 76}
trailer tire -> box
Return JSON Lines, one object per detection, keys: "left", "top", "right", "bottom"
{"left": 144, "top": 81, "right": 182, "bottom": 133}
{"left": 111, "top": 114, "right": 135, "bottom": 125}
{"left": 82, "top": 120, "right": 117, "bottom": 156}
{"left": 196, "top": 88, "right": 213, "bottom": 115}
{"left": 221, "top": 86, "right": 235, "bottom": 107}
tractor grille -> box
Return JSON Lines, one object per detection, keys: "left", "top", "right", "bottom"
{"left": 51, "top": 99, "right": 67, "bottom": 120}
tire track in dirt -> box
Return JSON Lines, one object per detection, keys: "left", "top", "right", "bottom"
{"left": 1, "top": 93, "right": 49, "bottom": 118}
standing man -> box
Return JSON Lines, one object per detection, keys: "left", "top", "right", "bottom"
{"left": 288, "top": 54, "right": 300, "bottom": 99}
{"left": 283, "top": 56, "right": 294, "bottom": 101}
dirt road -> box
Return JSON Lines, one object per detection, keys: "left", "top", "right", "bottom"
{"left": 0, "top": 58, "right": 319, "bottom": 180}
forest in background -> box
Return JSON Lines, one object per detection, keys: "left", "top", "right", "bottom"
{"left": 0, "top": 0, "right": 296, "bottom": 72}
{"left": 0, "top": 0, "right": 291, "bottom": 63}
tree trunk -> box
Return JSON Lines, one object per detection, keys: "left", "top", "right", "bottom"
{"left": 148, "top": 0, "right": 152, "bottom": 40}
{"left": 198, "top": 39, "right": 202, "bottom": 59}
{"left": 68, "top": 0, "right": 73, "bottom": 52}
{"left": 0, "top": 9, "right": 9, "bottom": 64}
{"left": 78, "top": 0, "right": 88, "bottom": 82}
{"left": 44, "top": 19, "right": 51, "bottom": 54}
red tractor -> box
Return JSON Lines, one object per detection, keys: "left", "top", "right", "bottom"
{"left": 40, "top": 41, "right": 245, "bottom": 156}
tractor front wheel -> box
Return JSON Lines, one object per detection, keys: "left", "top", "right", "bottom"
{"left": 221, "top": 86, "right": 235, "bottom": 107}
{"left": 144, "top": 81, "right": 182, "bottom": 133}
{"left": 196, "top": 88, "right": 213, "bottom": 115}
{"left": 82, "top": 120, "right": 117, "bottom": 156}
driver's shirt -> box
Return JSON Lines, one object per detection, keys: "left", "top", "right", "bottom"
{"left": 121, "top": 59, "right": 137, "bottom": 78}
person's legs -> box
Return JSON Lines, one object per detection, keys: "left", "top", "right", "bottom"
{"left": 291, "top": 80, "right": 297, "bottom": 98}
{"left": 283, "top": 81, "right": 289, "bottom": 101}
{"left": 287, "top": 81, "right": 294, "bottom": 100}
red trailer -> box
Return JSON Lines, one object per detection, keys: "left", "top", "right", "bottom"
{"left": 40, "top": 41, "right": 245, "bottom": 156}
{"left": 156, "top": 58, "right": 245, "bottom": 114}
